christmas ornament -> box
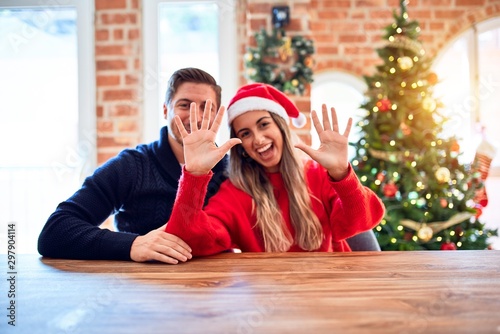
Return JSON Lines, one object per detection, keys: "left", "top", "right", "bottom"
{"left": 376, "top": 172, "right": 385, "bottom": 182}
{"left": 426, "top": 72, "right": 438, "bottom": 85}
{"left": 417, "top": 224, "right": 433, "bottom": 242}
{"left": 422, "top": 97, "right": 436, "bottom": 111}
{"left": 397, "top": 56, "right": 413, "bottom": 70}
{"left": 383, "top": 181, "right": 398, "bottom": 197}
{"left": 408, "top": 191, "right": 418, "bottom": 200}
{"left": 440, "top": 198, "right": 448, "bottom": 208}
{"left": 440, "top": 241, "right": 457, "bottom": 250}
{"left": 450, "top": 140, "right": 460, "bottom": 153}
{"left": 376, "top": 98, "right": 392, "bottom": 112}
{"left": 416, "top": 198, "right": 426, "bottom": 208}
{"left": 435, "top": 167, "right": 451, "bottom": 183}
{"left": 304, "top": 56, "right": 314, "bottom": 68}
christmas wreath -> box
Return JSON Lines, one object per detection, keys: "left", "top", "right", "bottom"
{"left": 244, "top": 28, "right": 315, "bottom": 96}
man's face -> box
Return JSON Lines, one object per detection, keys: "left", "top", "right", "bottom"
{"left": 164, "top": 82, "right": 218, "bottom": 145}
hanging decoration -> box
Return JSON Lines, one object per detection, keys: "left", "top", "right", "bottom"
{"left": 399, "top": 212, "right": 475, "bottom": 241}
{"left": 473, "top": 135, "right": 498, "bottom": 208}
{"left": 244, "top": 28, "right": 315, "bottom": 95}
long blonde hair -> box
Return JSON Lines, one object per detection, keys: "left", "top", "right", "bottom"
{"left": 229, "top": 113, "right": 324, "bottom": 252}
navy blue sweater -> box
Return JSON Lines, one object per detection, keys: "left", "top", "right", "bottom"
{"left": 38, "top": 126, "right": 228, "bottom": 260}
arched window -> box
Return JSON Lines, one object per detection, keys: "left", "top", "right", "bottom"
{"left": 310, "top": 71, "right": 366, "bottom": 159}
{"left": 433, "top": 17, "right": 500, "bottom": 175}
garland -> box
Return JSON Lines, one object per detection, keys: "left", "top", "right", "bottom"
{"left": 244, "top": 28, "right": 315, "bottom": 96}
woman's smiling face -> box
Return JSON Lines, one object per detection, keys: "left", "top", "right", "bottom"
{"left": 232, "top": 110, "right": 284, "bottom": 173}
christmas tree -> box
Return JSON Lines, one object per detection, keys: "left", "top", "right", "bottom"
{"left": 350, "top": 0, "right": 498, "bottom": 250}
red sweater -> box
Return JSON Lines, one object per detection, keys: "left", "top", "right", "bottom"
{"left": 165, "top": 160, "right": 384, "bottom": 256}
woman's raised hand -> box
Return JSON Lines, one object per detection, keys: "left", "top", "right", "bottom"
{"left": 294, "top": 104, "right": 352, "bottom": 181}
{"left": 174, "top": 100, "right": 241, "bottom": 175}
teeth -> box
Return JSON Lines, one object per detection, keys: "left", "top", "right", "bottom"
{"left": 256, "top": 143, "right": 272, "bottom": 153}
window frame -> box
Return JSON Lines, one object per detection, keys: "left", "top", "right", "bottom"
{"left": 142, "top": 0, "right": 238, "bottom": 143}
{"left": 0, "top": 0, "right": 96, "bottom": 170}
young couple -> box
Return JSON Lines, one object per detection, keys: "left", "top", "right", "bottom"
{"left": 38, "top": 68, "right": 384, "bottom": 263}
{"left": 165, "top": 81, "right": 385, "bottom": 256}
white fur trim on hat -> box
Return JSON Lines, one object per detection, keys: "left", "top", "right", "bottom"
{"left": 292, "top": 112, "right": 307, "bottom": 128}
{"left": 227, "top": 96, "right": 289, "bottom": 124}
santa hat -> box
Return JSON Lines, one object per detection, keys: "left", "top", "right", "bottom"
{"left": 226, "top": 83, "right": 307, "bottom": 128}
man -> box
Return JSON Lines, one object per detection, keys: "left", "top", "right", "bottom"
{"left": 38, "top": 68, "right": 228, "bottom": 264}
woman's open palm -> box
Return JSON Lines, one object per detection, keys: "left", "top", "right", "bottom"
{"left": 295, "top": 104, "right": 352, "bottom": 180}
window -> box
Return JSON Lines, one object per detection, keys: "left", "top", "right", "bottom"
{"left": 143, "top": 0, "right": 238, "bottom": 144}
{"left": 310, "top": 72, "right": 366, "bottom": 159}
{"left": 433, "top": 17, "right": 500, "bottom": 175}
{"left": 0, "top": 0, "right": 95, "bottom": 253}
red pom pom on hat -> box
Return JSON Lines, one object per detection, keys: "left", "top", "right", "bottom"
{"left": 227, "top": 83, "right": 306, "bottom": 128}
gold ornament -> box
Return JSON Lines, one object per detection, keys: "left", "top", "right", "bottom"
{"left": 435, "top": 167, "right": 451, "bottom": 183}
{"left": 417, "top": 224, "right": 433, "bottom": 242}
{"left": 422, "top": 97, "right": 436, "bottom": 112}
{"left": 244, "top": 52, "right": 253, "bottom": 61}
{"left": 397, "top": 56, "right": 413, "bottom": 70}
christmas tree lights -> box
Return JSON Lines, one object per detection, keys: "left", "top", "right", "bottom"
{"left": 350, "top": 0, "right": 498, "bottom": 250}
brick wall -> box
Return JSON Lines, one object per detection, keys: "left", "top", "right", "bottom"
{"left": 93, "top": 0, "right": 500, "bottom": 164}
{"left": 95, "top": 0, "right": 142, "bottom": 164}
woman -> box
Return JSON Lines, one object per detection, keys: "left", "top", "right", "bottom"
{"left": 165, "top": 83, "right": 384, "bottom": 256}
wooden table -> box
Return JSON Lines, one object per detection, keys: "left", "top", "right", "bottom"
{"left": 4, "top": 251, "right": 500, "bottom": 333}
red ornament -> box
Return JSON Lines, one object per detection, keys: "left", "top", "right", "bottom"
{"left": 376, "top": 98, "right": 392, "bottom": 112}
{"left": 383, "top": 181, "right": 398, "bottom": 197}
{"left": 440, "top": 198, "right": 448, "bottom": 208}
{"left": 440, "top": 241, "right": 457, "bottom": 250}
{"left": 376, "top": 172, "right": 385, "bottom": 182}
{"left": 450, "top": 141, "right": 460, "bottom": 153}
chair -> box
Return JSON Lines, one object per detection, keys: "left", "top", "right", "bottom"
{"left": 346, "top": 229, "right": 381, "bottom": 251}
